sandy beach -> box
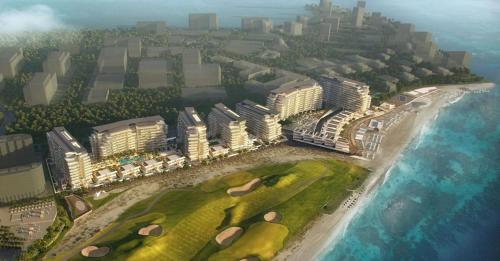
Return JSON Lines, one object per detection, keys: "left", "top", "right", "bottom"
{"left": 273, "top": 82, "right": 496, "bottom": 261}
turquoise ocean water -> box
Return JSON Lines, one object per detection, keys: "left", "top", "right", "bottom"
{"left": 1, "top": 0, "right": 499, "bottom": 260}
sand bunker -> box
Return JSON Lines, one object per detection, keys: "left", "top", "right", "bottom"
{"left": 215, "top": 227, "right": 243, "bottom": 246}
{"left": 138, "top": 224, "right": 163, "bottom": 236}
{"left": 240, "top": 257, "right": 260, "bottom": 261}
{"left": 227, "top": 178, "right": 261, "bottom": 196}
{"left": 81, "top": 246, "right": 110, "bottom": 258}
{"left": 263, "top": 211, "right": 281, "bottom": 223}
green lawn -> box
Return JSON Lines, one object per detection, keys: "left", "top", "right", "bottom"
{"left": 84, "top": 189, "right": 128, "bottom": 210}
{"left": 66, "top": 159, "right": 368, "bottom": 261}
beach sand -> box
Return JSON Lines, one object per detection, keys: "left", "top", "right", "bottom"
{"left": 273, "top": 82, "right": 496, "bottom": 261}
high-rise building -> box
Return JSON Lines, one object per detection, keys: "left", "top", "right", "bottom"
{"left": 138, "top": 59, "right": 168, "bottom": 89}
{"left": 136, "top": 21, "right": 167, "bottom": 35}
{"left": 90, "top": 116, "right": 168, "bottom": 160}
{"left": 352, "top": 1, "right": 366, "bottom": 28}
{"left": 189, "top": 13, "right": 219, "bottom": 30}
{"left": 43, "top": 51, "right": 71, "bottom": 78}
{"left": 319, "top": 0, "right": 332, "bottom": 11}
{"left": 0, "top": 134, "right": 46, "bottom": 202}
{"left": 241, "top": 17, "right": 273, "bottom": 33}
{"left": 0, "top": 47, "right": 24, "bottom": 78}
{"left": 266, "top": 79, "right": 323, "bottom": 120}
{"left": 319, "top": 23, "right": 333, "bottom": 41}
{"left": 208, "top": 103, "right": 250, "bottom": 151}
{"left": 443, "top": 51, "right": 471, "bottom": 68}
{"left": 319, "top": 75, "right": 371, "bottom": 114}
{"left": 47, "top": 127, "right": 93, "bottom": 190}
{"left": 284, "top": 21, "right": 303, "bottom": 36}
{"left": 177, "top": 107, "right": 210, "bottom": 161}
{"left": 23, "top": 72, "right": 58, "bottom": 106}
{"left": 236, "top": 100, "right": 282, "bottom": 143}
{"left": 296, "top": 16, "right": 309, "bottom": 29}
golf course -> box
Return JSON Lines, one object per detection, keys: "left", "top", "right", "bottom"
{"left": 68, "top": 159, "right": 368, "bottom": 261}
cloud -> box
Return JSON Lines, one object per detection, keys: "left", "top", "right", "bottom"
{"left": 0, "top": 5, "right": 65, "bottom": 34}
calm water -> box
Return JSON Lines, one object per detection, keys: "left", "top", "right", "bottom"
{"left": 1, "top": 0, "right": 499, "bottom": 260}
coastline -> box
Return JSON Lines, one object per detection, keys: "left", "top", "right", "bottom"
{"left": 273, "top": 82, "right": 496, "bottom": 261}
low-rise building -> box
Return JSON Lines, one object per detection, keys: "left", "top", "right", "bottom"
{"left": 43, "top": 51, "right": 71, "bottom": 78}
{"left": 47, "top": 127, "right": 93, "bottom": 190}
{"left": 0, "top": 47, "right": 23, "bottom": 78}
{"left": 23, "top": 72, "right": 58, "bottom": 106}
{"left": 209, "top": 145, "right": 230, "bottom": 158}
{"left": 189, "top": 13, "right": 219, "bottom": 30}
{"left": 236, "top": 100, "right": 282, "bottom": 142}
{"left": 177, "top": 107, "right": 210, "bottom": 162}
{"left": 138, "top": 59, "right": 168, "bottom": 89}
{"left": 90, "top": 116, "right": 168, "bottom": 160}
{"left": 266, "top": 79, "right": 323, "bottom": 120}
{"left": 94, "top": 168, "right": 119, "bottom": 185}
{"left": 163, "top": 154, "right": 186, "bottom": 169}
{"left": 208, "top": 103, "right": 250, "bottom": 152}
{"left": 141, "top": 159, "right": 163, "bottom": 176}
{"left": 86, "top": 88, "right": 110, "bottom": 104}
{"left": 119, "top": 164, "right": 141, "bottom": 180}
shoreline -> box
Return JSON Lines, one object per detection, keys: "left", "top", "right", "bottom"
{"left": 273, "top": 82, "right": 496, "bottom": 261}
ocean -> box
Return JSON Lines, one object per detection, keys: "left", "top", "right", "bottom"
{"left": 1, "top": 0, "right": 499, "bottom": 260}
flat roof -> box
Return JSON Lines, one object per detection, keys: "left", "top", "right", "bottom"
{"left": 93, "top": 115, "right": 165, "bottom": 133}
{"left": 238, "top": 99, "right": 273, "bottom": 116}
{"left": 47, "top": 51, "right": 69, "bottom": 62}
{"left": 138, "top": 59, "right": 168, "bottom": 73}
{"left": 214, "top": 103, "right": 243, "bottom": 122}
{"left": 180, "top": 107, "right": 205, "bottom": 127}
{"left": 0, "top": 134, "right": 38, "bottom": 169}
{"left": 48, "top": 127, "right": 88, "bottom": 153}
{"left": 28, "top": 72, "right": 54, "bottom": 88}
{"left": 271, "top": 78, "right": 318, "bottom": 94}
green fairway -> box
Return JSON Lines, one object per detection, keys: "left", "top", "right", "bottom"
{"left": 67, "top": 159, "right": 368, "bottom": 261}
{"left": 208, "top": 222, "right": 289, "bottom": 261}
{"left": 84, "top": 189, "right": 128, "bottom": 210}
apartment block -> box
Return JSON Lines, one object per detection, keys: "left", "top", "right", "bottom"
{"left": 177, "top": 107, "right": 210, "bottom": 162}
{"left": 136, "top": 21, "right": 167, "bottom": 35}
{"left": 90, "top": 116, "right": 168, "bottom": 160}
{"left": 126, "top": 38, "right": 142, "bottom": 58}
{"left": 97, "top": 47, "right": 128, "bottom": 74}
{"left": 183, "top": 64, "right": 221, "bottom": 88}
{"left": 319, "top": 23, "right": 333, "bottom": 42}
{"left": 266, "top": 79, "right": 323, "bottom": 120}
{"left": 352, "top": 1, "right": 366, "bottom": 28}
{"left": 0, "top": 47, "right": 24, "bottom": 78}
{"left": 443, "top": 51, "right": 471, "bottom": 68}
{"left": 138, "top": 59, "right": 168, "bottom": 89}
{"left": 236, "top": 100, "right": 282, "bottom": 142}
{"left": 284, "top": 21, "right": 303, "bottom": 36}
{"left": 43, "top": 51, "right": 71, "bottom": 78}
{"left": 208, "top": 103, "right": 250, "bottom": 152}
{"left": 189, "top": 13, "right": 219, "bottom": 30}
{"left": 23, "top": 72, "right": 58, "bottom": 106}
{"left": 47, "top": 127, "right": 93, "bottom": 190}
{"left": 296, "top": 16, "right": 309, "bottom": 29}
{"left": 182, "top": 48, "right": 202, "bottom": 66}
{"left": 241, "top": 17, "right": 273, "bottom": 33}
{"left": 319, "top": 75, "right": 371, "bottom": 114}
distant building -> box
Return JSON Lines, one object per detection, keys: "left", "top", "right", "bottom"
{"left": 93, "top": 73, "right": 124, "bottom": 90}
{"left": 90, "top": 116, "right": 168, "bottom": 160}
{"left": 266, "top": 79, "right": 323, "bottom": 120}
{"left": 236, "top": 100, "right": 282, "bottom": 142}
{"left": 177, "top": 107, "right": 210, "bottom": 161}
{"left": 189, "top": 13, "right": 219, "bottom": 30}
{"left": 0, "top": 47, "right": 23, "bottom": 78}
{"left": 208, "top": 103, "right": 250, "bottom": 151}
{"left": 126, "top": 38, "right": 142, "bottom": 58}
{"left": 86, "top": 88, "right": 109, "bottom": 104}
{"left": 284, "top": 21, "right": 303, "bottom": 36}
{"left": 138, "top": 59, "right": 168, "bottom": 89}
{"left": 97, "top": 47, "right": 128, "bottom": 74}
{"left": 0, "top": 134, "right": 46, "bottom": 203}
{"left": 352, "top": 1, "right": 366, "bottom": 28}
{"left": 136, "top": 21, "right": 167, "bottom": 35}
{"left": 47, "top": 127, "right": 93, "bottom": 190}
{"left": 23, "top": 72, "right": 58, "bottom": 106}
{"left": 319, "top": 75, "right": 371, "bottom": 114}
{"left": 43, "top": 51, "right": 71, "bottom": 78}
{"left": 296, "top": 16, "right": 309, "bottom": 29}
{"left": 182, "top": 48, "right": 202, "bottom": 66}
{"left": 443, "top": 51, "right": 471, "bottom": 68}
{"left": 320, "top": 0, "right": 332, "bottom": 11}
{"left": 183, "top": 64, "right": 221, "bottom": 88}
{"left": 323, "top": 16, "right": 341, "bottom": 33}
{"left": 241, "top": 17, "right": 273, "bottom": 33}
{"left": 319, "top": 23, "right": 333, "bottom": 42}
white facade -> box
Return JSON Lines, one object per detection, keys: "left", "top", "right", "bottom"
{"left": 319, "top": 75, "right": 371, "bottom": 114}
{"left": 236, "top": 100, "right": 282, "bottom": 142}
{"left": 177, "top": 107, "right": 210, "bottom": 162}
{"left": 266, "top": 80, "right": 323, "bottom": 120}
{"left": 208, "top": 103, "right": 250, "bottom": 152}
{"left": 47, "top": 127, "right": 93, "bottom": 190}
{"left": 141, "top": 159, "right": 163, "bottom": 176}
